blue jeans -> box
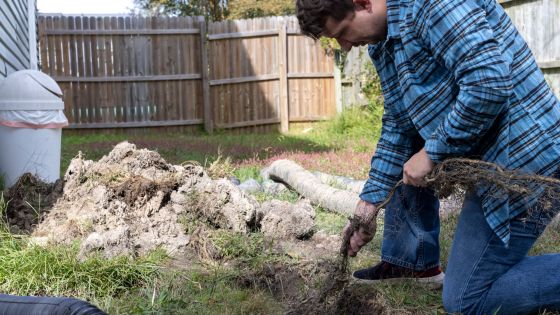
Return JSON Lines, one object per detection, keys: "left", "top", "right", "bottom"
{"left": 381, "top": 185, "right": 560, "bottom": 314}
{"left": 382, "top": 185, "right": 441, "bottom": 271}
{"left": 0, "top": 294, "right": 106, "bottom": 314}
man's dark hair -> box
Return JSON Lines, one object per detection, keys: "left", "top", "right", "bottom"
{"left": 296, "top": 0, "right": 355, "bottom": 39}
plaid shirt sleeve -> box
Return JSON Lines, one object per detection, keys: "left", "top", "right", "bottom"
{"left": 359, "top": 88, "right": 419, "bottom": 206}
{"left": 415, "top": 0, "right": 513, "bottom": 163}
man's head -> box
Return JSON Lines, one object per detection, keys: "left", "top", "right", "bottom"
{"left": 296, "top": 0, "right": 387, "bottom": 51}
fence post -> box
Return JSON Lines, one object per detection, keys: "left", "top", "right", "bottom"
{"left": 334, "top": 55, "right": 343, "bottom": 113}
{"left": 199, "top": 17, "right": 213, "bottom": 134}
{"left": 278, "top": 21, "right": 289, "bottom": 133}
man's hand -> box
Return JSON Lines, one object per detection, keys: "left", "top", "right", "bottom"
{"left": 403, "top": 148, "right": 435, "bottom": 187}
{"left": 342, "top": 200, "right": 377, "bottom": 257}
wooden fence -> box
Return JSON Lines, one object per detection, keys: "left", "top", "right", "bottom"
{"left": 500, "top": 0, "right": 560, "bottom": 96}
{"left": 37, "top": 14, "right": 335, "bottom": 132}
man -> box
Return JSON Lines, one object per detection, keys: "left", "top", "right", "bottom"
{"left": 296, "top": 0, "right": 560, "bottom": 313}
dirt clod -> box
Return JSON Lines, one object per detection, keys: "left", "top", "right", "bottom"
{"left": 259, "top": 199, "right": 315, "bottom": 239}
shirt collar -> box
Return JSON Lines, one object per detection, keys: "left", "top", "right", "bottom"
{"left": 367, "top": 0, "right": 402, "bottom": 58}
{"left": 385, "top": 0, "right": 402, "bottom": 40}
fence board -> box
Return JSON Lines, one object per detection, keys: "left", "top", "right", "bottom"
{"left": 68, "top": 16, "right": 78, "bottom": 122}
{"left": 500, "top": 0, "right": 560, "bottom": 97}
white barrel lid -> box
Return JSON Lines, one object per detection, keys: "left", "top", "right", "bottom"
{"left": 0, "top": 70, "right": 64, "bottom": 110}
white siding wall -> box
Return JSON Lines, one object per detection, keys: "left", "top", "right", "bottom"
{"left": 0, "top": 0, "right": 36, "bottom": 78}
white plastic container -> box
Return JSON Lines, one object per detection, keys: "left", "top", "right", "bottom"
{"left": 0, "top": 70, "right": 68, "bottom": 188}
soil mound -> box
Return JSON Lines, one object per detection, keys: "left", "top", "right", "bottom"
{"left": 33, "top": 142, "right": 318, "bottom": 260}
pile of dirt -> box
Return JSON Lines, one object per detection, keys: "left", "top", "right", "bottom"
{"left": 33, "top": 142, "right": 318, "bottom": 259}
{"left": 4, "top": 173, "right": 63, "bottom": 234}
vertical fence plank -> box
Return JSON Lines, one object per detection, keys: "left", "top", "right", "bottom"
{"left": 111, "top": 17, "right": 122, "bottom": 123}
{"left": 38, "top": 16, "right": 47, "bottom": 71}
{"left": 68, "top": 16, "right": 78, "bottom": 124}
{"left": 151, "top": 16, "right": 161, "bottom": 122}
{"left": 181, "top": 17, "right": 191, "bottom": 121}
{"left": 81, "top": 17, "right": 93, "bottom": 123}
{"left": 146, "top": 16, "right": 155, "bottom": 121}
{"left": 162, "top": 16, "right": 170, "bottom": 122}
{"left": 278, "top": 21, "right": 289, "bottom": 133}
{"left": 199, "top": 18, "right": 212, "bottom": 133}
{"left": 93, "top": 16, "right": 103, "bottom": 123}
{"left": 52, "top": 15, "right": 63, "bottom": 79}
{"left": 59, "top": 16, "right": 74, "bottom": 123}
{"left": 137, "top": 16, "right": 149, "bottom": 122}
{"left": 45, "top": 16, "right": 55, "bottom": 74}
{"left": 103, "top": 17, "right": 114, "bottom": 123}
{"left": 130, "top": 16, "right": 140, "bottom": 122}
{"left": 74, "top": 17, "right": 86, "bottom": 123}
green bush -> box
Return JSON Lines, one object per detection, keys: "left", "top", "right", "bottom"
{"left": 327, "top": 65, "right": 384, "bottom": 140}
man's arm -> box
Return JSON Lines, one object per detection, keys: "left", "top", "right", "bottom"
{"left": 346, "top": 93, "right": 420, "bottom": 256}
{"left": 414, "top": 0, "right": 513, "bottom": 163}
{"left": 360, "top": 103, "right": 420, "bottom": 205}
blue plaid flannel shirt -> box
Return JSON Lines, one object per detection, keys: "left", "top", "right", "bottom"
{"left": 360, "top": 0, "right": 560, "bottom": 244}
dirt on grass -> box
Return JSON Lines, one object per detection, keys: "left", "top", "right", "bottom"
{"left": 4, "top": 173, "right": 63, "bottom": 234}
{"left": 235, "top": 260, "right": 388, "bottom": 315}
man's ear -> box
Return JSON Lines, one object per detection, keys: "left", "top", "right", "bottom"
{"left": 352, "top": 0, "right": 372, "bottom": 12}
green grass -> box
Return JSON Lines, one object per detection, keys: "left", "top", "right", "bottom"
{"left": 233, "top": 165, "right": 262, "bottom": 183}
{"left": 205, "top": 229, "right": 282, "bottom": 267}
{"left": 0, "top": 195, "right": 286, "bottom": 314}
{"left": 314, "top": 206, "right": 347, "bottom": 235}
{"left": 0, "top": 240, "right": 165, "bottom": 298}
{"left": 251, "top": 189, "right": 301, "bottom": 203}
{"left": 61, "top": 129, "right": 338, "bottom": 173}
{"left": 530, "top": 223, "right": 560, "bottom": 255}
{"left": 61, "top": 106, "right": 381, "bottom": 177}
{"left": 104, "top": 268, "right": 283, "bottom": 315}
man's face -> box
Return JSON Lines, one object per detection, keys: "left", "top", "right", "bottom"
{"left": 322, "top": 0, "right": 387, "bottom": 51}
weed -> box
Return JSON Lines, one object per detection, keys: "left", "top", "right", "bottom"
{"left": 234, "top": 165, "right": 262, "bottom": 183}
{"left": 252, "top": 190, "right": 301, "bottom": 204}
{"left": 206, "top": 230, "right": 282, "bottom": 268}
{"left": 205, "top": 155, "right": 235, "bottom": 180}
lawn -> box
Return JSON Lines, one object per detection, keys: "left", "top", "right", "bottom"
{"left": 61, "top": 107, "right": 380, "bottom": 182}
{"left": 1, "top": 106, "right": 559, "bottom": 314}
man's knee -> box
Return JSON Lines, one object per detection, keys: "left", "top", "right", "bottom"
{"left": 442, "top": 281, "right": 488, "bottom": 315}
{"left": 442, "top": 283, "right": 462, "bottom": 314}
